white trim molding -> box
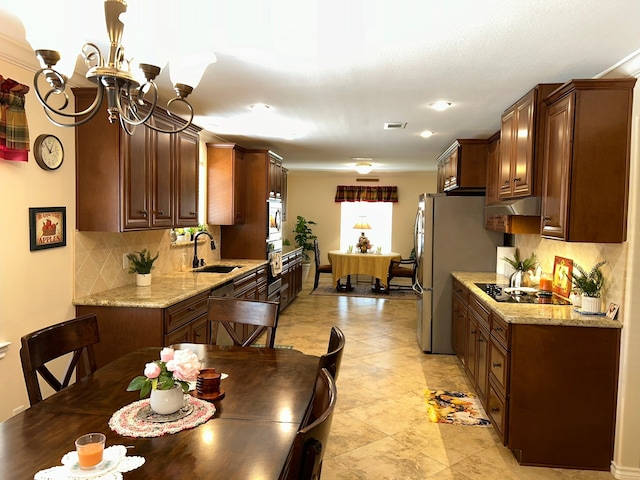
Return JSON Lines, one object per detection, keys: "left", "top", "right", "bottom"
{"left": 612, "top": 462, "right": 640, "bottom": 479}
{"left": 0, "top": 342, "right": 10, "bottom": 359}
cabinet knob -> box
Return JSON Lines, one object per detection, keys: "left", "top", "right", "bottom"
{"left": 503, "top": 180, "right": 510, "bottom": 185}
{"left": 513, "top": 177, "right": 521, "bottom": 182}
{"left": 470, "top": 330, "right": 476, "bottom": 335}
{"left": 543, "top": 216, "right": 551, "bottom": 221}
{"left": 492, "top": 362, "right": 502, "bottom": 368}
{"left": 140, "top": 210, "right": 148, "bottom": 217}
{"left": 491, "top": 407, "right": 500, "bottom": 413}
{"left": 494, "top": 326, "right": 503, "bottom": 332}
{"left": 157, "top": 210, "right": 164, "bottom": 215}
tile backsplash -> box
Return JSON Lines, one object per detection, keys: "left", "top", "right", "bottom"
{"left": 74, "top": 226, "right": 221, "bottom": 298}
{"left": 515, "top": 235, "right": 627, "bottom": 320}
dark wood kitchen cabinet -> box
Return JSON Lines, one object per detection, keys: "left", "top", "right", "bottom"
{"left": 436, "top": 139, "right": 488, "bottom": 193}
{"left": 75, "top": 290, "right": 211, "bottom": 370}
{"left": 280, "top": 248, "right": 303, "bottom": 310}
{"left": 451, "top": 279, "right": 469, "bottom": 366}
{"left": 221, "top": 149, "right": 286, "bottom": 260}
{"left": 207, "top": 143, "right": 246, "bottom": 225}
{"left": 498, "top": 83, "right": 560, "bottom": 199}
{"left": 541, "top": 78, "right": 636, "bottom": 243}
{"left": 74, "top": 88, "right": 200, "bottom": 231}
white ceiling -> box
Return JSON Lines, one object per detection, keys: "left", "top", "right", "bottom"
{"left": 2, "top": 0, "right": 640, "bottom": 173}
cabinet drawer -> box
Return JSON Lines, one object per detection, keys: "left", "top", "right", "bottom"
{"left": 452, "top": 279, "right": 469, "bottom": 303}
{"left": 165, "top": 292, "right": 209, "bottom": 333}
{"left": 234, "top": 271, "right": 257, "bottom": 296}
{"left": 489, "top": 338, "right": 509, "bottom": 395}
{"left": 487, "top": 382, "right": 508, "bottom": 444}
{"left": 491, "top": 314, "right": 510, "bottom": 348}
{"left": 469, "top": 294, "right": 490, "bottom": 330}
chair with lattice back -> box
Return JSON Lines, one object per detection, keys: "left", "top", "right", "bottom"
{"left": 318, "top": 326, "right": 345, "bottom": 380}
{"left": 20, "top": 314, "right": 100, "bottom": 406}
{"left": 283, "top": 367, "right": 337, "bottom": 480}
{"left": 208, "top": 296, "right": 280, "bottom": 347}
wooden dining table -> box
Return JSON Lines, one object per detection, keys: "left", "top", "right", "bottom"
{"left": 0, "top": 344, "right": 319, "bottom": 480}
{"left": 328, "top": 250, "right": 402, "bottom": 291}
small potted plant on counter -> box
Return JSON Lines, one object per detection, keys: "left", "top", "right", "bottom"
{"left": 569, "top": 261, "right": 606, "bottom": 313}
{"left": 127, "top": 249, "right": 160, "bottom": 286}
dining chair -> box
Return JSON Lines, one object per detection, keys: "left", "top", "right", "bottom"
{"left": 207, "top": 297, "right": 280, "bottom": 347}
{"left": 19, "top": 314, "right": 100, "bottom": 406}
{"left": 313, "top": 239, "right": 333, "bottom": 291}
{"left": 318, "top": 326, "right": 345, "bottom": 380}
{"left": 387, "top": 256, "right": 417, "bottom": 291}
{"left": 283, "top": 367, "right": 337, "bottom": 480}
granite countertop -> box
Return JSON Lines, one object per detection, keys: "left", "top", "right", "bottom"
{"left": 451, "top": 271, "right": 622, "bottom": 329}
{"left": 73, "top": 259, "right": 268, "bottom": 309}
{"left": 282, "top": 245, "right": 303, "bottom": 255}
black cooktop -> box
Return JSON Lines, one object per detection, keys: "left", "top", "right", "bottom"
{"left": 474, "top": 283, "right": 572, "bottom": 305}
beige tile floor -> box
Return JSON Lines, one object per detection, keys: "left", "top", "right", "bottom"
{"left": 276, "top": 278, "right": 615, "bottom": 480}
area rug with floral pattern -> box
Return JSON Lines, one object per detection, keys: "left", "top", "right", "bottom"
{"left": 424, "top": 390, "right": 491, "bottom": 426}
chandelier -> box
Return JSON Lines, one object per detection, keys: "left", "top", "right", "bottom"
{"left": 33, "top": 0, "right": 202, "bottom": 134}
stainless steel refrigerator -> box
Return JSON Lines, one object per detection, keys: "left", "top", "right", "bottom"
{"left": 414, "top": 193, "right": 503, "bottom": 353}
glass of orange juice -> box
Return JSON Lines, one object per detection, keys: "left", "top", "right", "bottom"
{"left": 75, "top": 433, "right": 105, "bottom": 470}
{"left": 539, "top": 273, "right": 553, "bottom": 292}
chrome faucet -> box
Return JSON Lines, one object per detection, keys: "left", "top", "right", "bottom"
{"left": 193, "top": 231, "right": 216, "bottom": 268}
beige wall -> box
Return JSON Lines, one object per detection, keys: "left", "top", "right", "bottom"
{"left": 284, "top": 171, "right": 437, "bottom": 263}
{"left": 0, "top": 48, "right": 77, "bottom": 417}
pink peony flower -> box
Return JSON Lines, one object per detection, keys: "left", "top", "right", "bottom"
{"left": 144, "top": 362, "right": 161, "bottom": 379}
{"left": 160, "top": 347, "right": 175, "bottom": 362}
{"left": 166, "top": 349, "right": 201, "bottom": 383}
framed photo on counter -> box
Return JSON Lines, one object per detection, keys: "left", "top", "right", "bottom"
{"left": 29, "top": 207, "right": 66, "bottom": 251}
{"left": 552, "top": 256, "right": 573, "bottom": 299}
{"left": 606, "top": 303, "right": 619, "bottom": 320}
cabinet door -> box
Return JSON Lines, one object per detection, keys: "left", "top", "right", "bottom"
{"left": 498, "top": 110, "right": 515, "bottom": 198}
{"left": 465, "top": 316, "right": 478, "bottom": 382}
{"left": 191, "top": 315, "right": 210, "bottom": 344}
{"left": 541, "top": 94, "right": 573, "bottom": 240}
{"left": 164, "top": 322, "right": 191, "bottom": 346}
{"left": 175, "top": 130, "right": 199, "bottom": 226}
{"left": 512, "top": 92, "right": 535, "bottom": 197}
{"left": 123, "top": 126, "right": 151, "bottom": 229}
{"left": 152, "top": 121, "right": 174, "bottom": 228}
{"left": 476, "top": 325, "right": 490, "bottom": 403}
{"left": 485, "top": 136, "right": 500, "bottom": 205}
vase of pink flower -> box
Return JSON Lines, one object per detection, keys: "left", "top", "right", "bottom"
{"left": 127, "top": 347, "right": 201, "bottom": 415}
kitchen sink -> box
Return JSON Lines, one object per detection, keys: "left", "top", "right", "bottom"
{"left": 194, "top": 265, "right": 242, "bottom": 274}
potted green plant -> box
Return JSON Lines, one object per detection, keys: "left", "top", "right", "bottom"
{"left": 502, "top": 250, "right": 538, "bottom": 288}
{"left": 293, "top": 216, "right": 317, "bottom": 262}
{"left": 127, "top": 249, "right": 159, "bottom": 286}
{"left": 569, "top": 261, "right": 606, "bottom": 313}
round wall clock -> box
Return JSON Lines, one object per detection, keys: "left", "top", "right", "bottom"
{"left": 34, "top": 134, "right": 64, "bottom": 170}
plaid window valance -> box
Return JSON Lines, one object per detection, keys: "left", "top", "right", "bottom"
{"left": 335, "top": 185, "right": 398, "bottom": 202}
{"left": 1, "top": 76, "right": 30, "bottom": 162}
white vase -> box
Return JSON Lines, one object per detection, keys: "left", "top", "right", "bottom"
{"left": 136, "top": 273, "right": 152, "bottom": 287}
{"left": 150, "top": 385, "right": 184, "bottom": 415}
{"left": 581, "top": 295, "right": 602, "bottom": 313}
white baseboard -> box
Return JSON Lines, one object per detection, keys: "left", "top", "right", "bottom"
{"left": 611, "top": 462, "right": 640, "bottom": 479}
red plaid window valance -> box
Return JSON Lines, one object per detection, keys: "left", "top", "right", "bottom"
{"left": 1, "top": 76, "right": 30, "bottom": 162}
{"left": 335, "top": 185, "right": 398, "bottom": 202}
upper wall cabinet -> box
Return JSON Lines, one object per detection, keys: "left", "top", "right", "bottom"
{"left": 497, "top": 83, "right": 561, "bottom": 200}
{"left": 74, "top": 88, "right": 201, "bottom": 232}
{"left": 437, "top": 139, "right": 488, "bottom": 194}
{"left": 541, "top": 78, "right": 636, "bottom": 243}
{"left": 207, "top": 143, "right": 246, "bottom": 225}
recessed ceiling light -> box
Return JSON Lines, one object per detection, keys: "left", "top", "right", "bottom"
{"left": 429, "top": 101, "right": 452, "bottom": 111}
{"left": 420, "top": 130, "right": 434, "bottom": 138}
{"left": 249, "top": 103, "right": 271, "bottom": 113}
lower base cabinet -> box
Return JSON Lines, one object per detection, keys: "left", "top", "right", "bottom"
{"left": 451, "top": 278, "right": 621, "bottom": 471}
{"left": 280, "top": 249, "right": 303, "bottom": 310}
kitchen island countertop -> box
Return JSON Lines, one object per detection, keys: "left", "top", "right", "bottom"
{"left": 74, "top": 259, "right": 268, "bottom": 309}
{"left": 452, "top": 271, "right": 621, "bottom": 329}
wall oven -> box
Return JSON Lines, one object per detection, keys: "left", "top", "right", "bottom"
{"left": 267, "top": 198, "right": 282, "bottom": 242}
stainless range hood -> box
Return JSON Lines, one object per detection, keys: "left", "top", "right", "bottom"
{"left": 484, "top": 196, "right": 541, "bottom": 216}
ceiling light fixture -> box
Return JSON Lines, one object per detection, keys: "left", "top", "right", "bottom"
{"left": 429, "top": 101, "right": 452, "bottom": 111}
{"left": 32, "top": 0, "right": 213, "bottom": 134}
{"left": 420, "top": 130, "right": 434, "bottom": 138}
{"left": 354, "top": 161, "right": 373, "bottom": 175}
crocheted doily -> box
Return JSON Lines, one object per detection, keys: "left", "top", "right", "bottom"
{"left": 109, "top": 395, "right": 215, "bottom": 438}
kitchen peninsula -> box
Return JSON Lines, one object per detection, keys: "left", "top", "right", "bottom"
{"left": 451, "top": 272, "right": 621, "bottom": 471}
{"left": 74, "top": 260, "right": 269, "bottom": 370}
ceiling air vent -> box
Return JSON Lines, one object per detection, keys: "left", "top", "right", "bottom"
{"left": 384, "top": 122, "right": 407, "bottom": 130}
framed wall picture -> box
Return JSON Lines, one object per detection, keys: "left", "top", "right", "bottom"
{"left": 552, "top": 256, "right": 573, "bottom": 299}
{"left": 29, "top": 207, "right": 67, "bottom": 251}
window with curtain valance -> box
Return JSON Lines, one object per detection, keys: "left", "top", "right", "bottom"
{"left": 0, "top": 76, "right": 30, "bottom": 162}
{"left": 334, "top": 185, "right": 398, "bottom": 203}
